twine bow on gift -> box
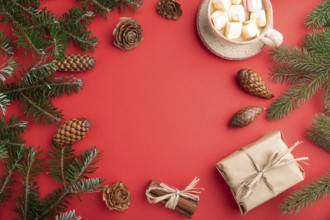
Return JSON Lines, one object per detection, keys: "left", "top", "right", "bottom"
{"left": 235, "top": 141, "right": 308, "bottom": 203}
{"left": 145, "top": 177, "right": 203, "bottom": 210}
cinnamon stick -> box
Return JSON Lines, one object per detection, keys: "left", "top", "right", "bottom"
{"left": 146, "top": 180, "right": 199, "bottom": 218}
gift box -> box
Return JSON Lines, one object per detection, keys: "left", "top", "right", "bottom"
{"left": 216, "top": 131, "right": 307, "bottom": 215}
{"left": 145, "top": 178, "right": 202, "bottom": 218}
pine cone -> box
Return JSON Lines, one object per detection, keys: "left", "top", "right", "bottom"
{"left": 103, "top": 182, "right": 130, "bottom": 211}
{"left": 156, "top": 0, "right": 182, "bottom": 20}
{"left": 230, "top": 106, "right": 265, "bottom": 128}
{"left": 56, "top": 54, "right": 96, "bottom": 72}
{"left": 237, "top": 69, "right": 274, "bottom": 99}
{"left": 53, "top": 118, "right": 91, "bottom": 146}
{"left": 113, "top": 17, "right": 143, "bottom": 51}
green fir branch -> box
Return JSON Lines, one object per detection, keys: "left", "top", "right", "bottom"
{"left": 0, "top": 146, "right": 24, "bottom": 205}
{"left": 48, "top": 25, "right": 69, "bottom": 60}
{"left": 36, "top": 147, "right": 102, "bottom": 220}
{"left": 116, "top": 0, "right": 143, "bottom": 12}
{"left": 21, "top": 93, "right": 63, "bottom": 124}
{"left": 281, "top": 172, "right": 330, "bottom": 214}
{"left": 307, "top": 114, "right": 330, "bottom": 153}
{"left": 29, "top": 9, "right": 59, "bottom": 29}
{"left": 0, "top": 144, "right": 8, "bottom": 160}
{"left": 56, "top": 210, "right": 81, "bottom": 220}
{"left": 305, "top": 0, "right": 330, "bottom": 29}
{"left": 61, "top": 7, "right": 94, "bottom": 24}
{"left": 0, "top": 59, "right": 17, "bottom": 83}
{"left": 0, "top": 115, "right": 28, "bottom": 138}
{"left": 62, "top": 24, "right": 97, "bottom": 51}
{"left": 0, "top": 0, "right": 27, "bottom": 26}
{"left": 0, "top": 31, "right": 14, "bottom": 55}
{"left": 0, "top": 93, "right": 10, "bottom": 114}
{"left": 304, "top": 29, "right": 330, "bottom": 60}
{"left": 15, "top": 147, "right": 43, "bottom": 220}
{"left": 14, "top": 27, "right": 46, "bottom": 56}
{"left": 81, "top": 0, "right": 114, "bottom": 17}
{"left": 67, "top": 178, "right": 103, "bottom": 194}
{"left": 322, "top": 81, "right": 330, "bottom": 115}
{"left": 48, "top": 145, "right": 75, "bottom": 188}
{"left": 267, "top": 74, "right": 325, "bottom": 120}
{"left": 20, "top": 60, "right": 57, "bottom": 86}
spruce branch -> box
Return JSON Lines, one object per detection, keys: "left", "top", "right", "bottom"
{"left": 323, "top": 83, "right": 330, "bottom": 115}
{"left": 0, "top": 58, "right": 17, "bottom": 83}
{"left": 48, "top": 25, "right": 69, "bottom": 60}
{"left": 307, "top": 114, "right": 330, "bottom": 153}
{"left": 14, "top": 27, "right": 46, "bottom": 56}
{"left": 0, "top": 31, "right": 14, "bottom": 55}
{"left": 0, "top": 115, "right": 28, "bottom": 138}
{"left": 15, "top": 147, "right": 43, "bottom": 220}
{"left": 116, "top": 0, "right": 144, "bottom": 12}
{"left": 0, "top": 146, "right": 24, "bottom": 205}
{"left": 36, "top": 147, "right": 103, "bottom": 220}
{"left": 62, "top": 24, "right": 97, "bottom": 51}
{"left": 48, "top": 145, "right": 75, "bottom": 189}
{"left": 0, "top": 144, "right": 8, "bottom": 160}
{"left": 267, "top": 73, "right": 326, "bottom": 120}
{"left": 20, "top": 60, "right": 57, "bottom": 86}
{"left": 305, "top": 0, "right": 330, "bottom": 29}
{"left": 61, "top": 7, "right": 94, "bottom": 25}
{"left": 21, "top": 93, "right": 63, "bottom": 124}
{"left": 281, "top": 172, "right": 330, "bottom": 214}
{"left": 79, "top": 0, "right": 114, "bottom": 17}
{"left": 56, "top": 210, "right": 81, "bottom": 220}
{"left": 267, "top": 0, "right": 330, "bottom": 122}
{"left": 0, "top": 93, "right": 10, "bottom": 114}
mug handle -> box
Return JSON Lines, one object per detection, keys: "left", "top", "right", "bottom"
{"left": 260, "top": 28, "right": 283, "bottom": 47}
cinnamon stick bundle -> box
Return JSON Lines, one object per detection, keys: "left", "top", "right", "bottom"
{"left": 145, "top": 180, "right": 199, "bottom": 218}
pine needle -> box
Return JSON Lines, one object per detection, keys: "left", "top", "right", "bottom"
{"left": 281, "top": 172, "right": 330, "bottom": 214}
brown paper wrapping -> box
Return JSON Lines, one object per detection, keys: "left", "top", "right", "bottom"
{"left": 146, "top": 180, "right": 199, "bottom": 218}
{"left": 216, "top": 131, "right": 305, "bottom": 215}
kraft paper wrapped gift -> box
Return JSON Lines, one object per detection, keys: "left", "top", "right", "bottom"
{"left": 216, "top": 131, "right": 307, "bottom": 215}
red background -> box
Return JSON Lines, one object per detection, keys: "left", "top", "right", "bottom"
{"left": 1, "top": 0, "right": 329, "bottom": 219}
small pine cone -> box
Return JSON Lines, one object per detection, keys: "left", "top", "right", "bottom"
{"left": 103, "top": 182, "right": 130, "bottom": 211}
{"left": 237, "top": 69, "right": 274, "bottom": 99}
{"left": 57, "top": 54, "right": 96, "bottom": 72}
{"left": 230, "top": 106, "right": 265, "bottom": 128}
{"left": 53, "top": 118, "right": 91, "bottom": 146}
{"left": 156, "top": 0, "right": 182, "bottom": 20}
{"left": 113, "top": 17, "right": 143, "bottom": 51}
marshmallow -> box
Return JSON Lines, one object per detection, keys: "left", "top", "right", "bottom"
{"left": 250, "top": 9, "right": 267, "bottom": 27}
{"left": 247, "top": 0, "right": 262, "bottom": 12}
{"left": 212, "top": 0, "right": 231, "bottom": 11}
{"left": 242, "top": 21, "right": 260, "bottom": 39}
{"left": 225, "top": 22, "right": 243, "bottom": 39}
{"left": 228, "top": 5, "right": 246, "bottom": 22}
{"left": 231, "top": 0, "right": 242, "bottom": 4}
{"left": 211, "top": 11, "right": 229, "bottom": 31}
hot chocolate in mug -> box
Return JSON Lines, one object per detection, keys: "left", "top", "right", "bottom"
{"left": 207, "top": 0, "right": 283, "bottom": 47}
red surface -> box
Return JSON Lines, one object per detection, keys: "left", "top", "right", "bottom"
{"left": 1, "top": 0, "right": 329, "bottom": 219}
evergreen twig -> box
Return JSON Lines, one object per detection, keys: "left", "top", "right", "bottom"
{"left": 267, "top": 1, "right": 330, "bottom": 123}
{"left": 281, "top": 172, "right": 330, "bottom": 214}
{"left": 55, "top": 210, "right": 81, "bottom": 220}
{"left": 15, "top": 147, "right": 43, "bottom": 220}
{"left": 307, "top": 114, "right": 330, "bottom": 153}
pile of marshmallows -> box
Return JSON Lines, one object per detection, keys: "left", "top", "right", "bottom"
{"left": 210, "top": 0, "right": 267, "bottom": 40}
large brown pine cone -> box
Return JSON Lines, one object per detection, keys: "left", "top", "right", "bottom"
{"left": 103, "top": 182, "right": 131, "bottom": 211}
{"left": 237, "top": 69, "right": 274, "bottom": 99}
{"left": 56, "top": 54, "right": 96, "bottom": 72}
{"left": 113, "top": 17, "right": 143, "bottom": 51}
{"left": 53, "top": 118, "right": 91, "bottom": 146}
{"left": 230, "top": 106, "right": 265, "bottom": 128}
{"left": 156, "top": 0, "right": 182, "bottom": 20}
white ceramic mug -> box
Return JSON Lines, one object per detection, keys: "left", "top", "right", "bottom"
{"left": 207, "top": 0, "right": 283, "bottom": 47}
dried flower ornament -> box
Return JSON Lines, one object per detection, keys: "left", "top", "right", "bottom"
{"left": 113, "top": 17, "right": 143, "bottom": 51}
{"left": 103, "top": 182, "right": 131, "bottom": 211}
{"left": 156, "top": 0, "right": 182, "bottom": 20}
